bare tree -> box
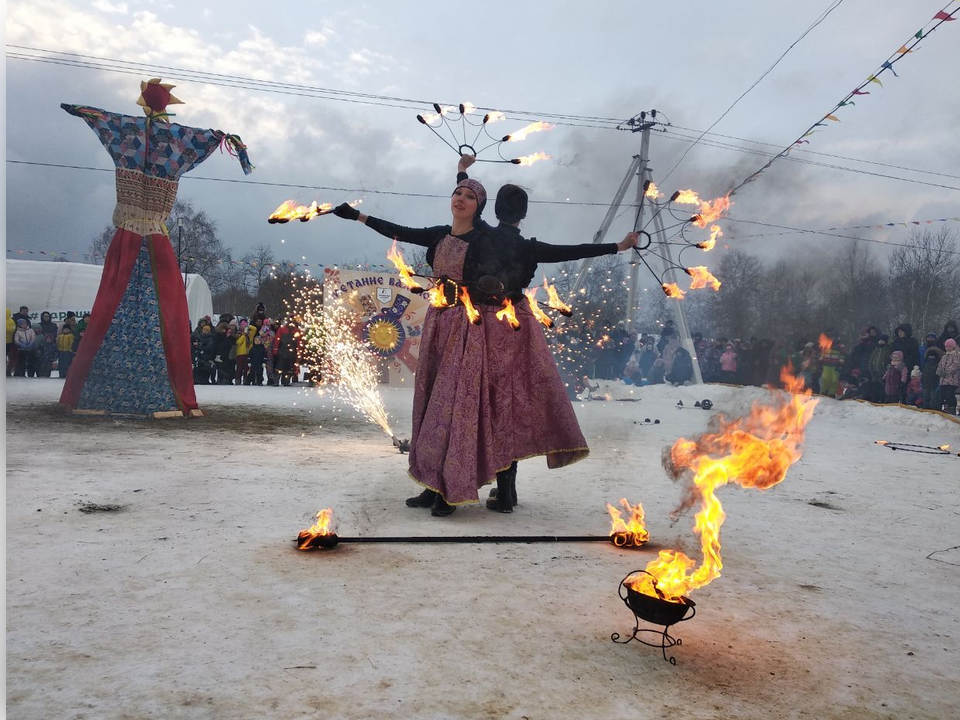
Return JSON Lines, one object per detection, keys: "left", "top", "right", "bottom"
{"left": 709, "top": 249, "right": 764, "bottom": 339}
{"left": 887, "top": 227, "right": 960, "bottom": 335}
{"left": 85, "top": 225, "right": 114, "bottom": 264}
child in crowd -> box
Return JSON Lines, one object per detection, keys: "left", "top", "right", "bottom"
{"left": 56, "top": 324, "right": 76, "bottom": 378}
{"left": 720, "top": 343, "right": 737, "bottom": 384}
{"left": 905, "top": 366, "right": 923, "bottom": 407}
{"left": 936, "top": 338, "right": 959, "bottom": 415}
{"left": 922, "top": 346, "right": 943, "bottom": 410}
{"left": 883, "top": 350, "right": 908, "bottom": 404}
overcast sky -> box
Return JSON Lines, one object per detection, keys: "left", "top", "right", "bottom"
{"left": 5, "top": 0, "right": 959, "bottom": 281}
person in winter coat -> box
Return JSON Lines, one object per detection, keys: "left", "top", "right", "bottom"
{"left": 36, "top": 311, "right": 59, "bottom": 377}
{"left": 865, "top": 335, "right": 891, "bottom": 402}
{"left": 889, "top": 324, "right": 921, "bottom": 374}
{"left": 259, "top": 319, "right": 277, "bottom": 385}
{"left": 919, "top": 332, "right": 939, "bottom": 361}
{"left": 799, "top": 342, "right": 820, "bottom": 392}
{"left": 936, "top": 320, "right": 958, "bottom": 352}
{"left": 6, "top": 308, "right": 17, "bottom": 377}
{"left": 819, "top": 340, "right": 844, "bottom": 398}
{"left": 275, "top": 320, "right": 300, "bottom": 386}
{"left": 882, "top": 350, "right": 908, "bottom": 404}
{"left": 720, "top": 343, "right": 738, "bottom": 383}
{"left": 936, "top": 338, "right": 960, "bottom": 415}
{"left": 234, "top": 319, "right": 255, "bottom": 385}
{"left": 56, "top": 324, "right": 76, "bottom": 378}
{"left": 921, "top": 346, "right": 943, "bottom": 410}
{"left": 905, "top": 366, "right": 923, "bottom": 407}
{"left": 13, "top": 318, "right": 38, "bottom": 377}
{"left": 665, "top": 337, "right": 694, "bottom": 385}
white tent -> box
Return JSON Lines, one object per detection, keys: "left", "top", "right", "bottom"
{"left": 5, "top": 259, "right": 213, "bottom": 327}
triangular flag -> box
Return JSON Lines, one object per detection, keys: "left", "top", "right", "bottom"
{"left": 825, "top": 114, "right": 840, "bottom": 122}
{"left": 838, "top": 100, "right": 855, "bottom": 107}
{"left": 794, "top": 139, "right": 809, "bottom": 145}
{"left": 814, "top": 122, "right": 827, "bottom": 128}
{"left": 868, "top": 75, "right": 883, "bottom": 87}
{"left": 881, "top": 61, "right": 899, "bottom": 77}
{"left": 933, "top": 11, "right": 955, "bottom": 21}
{"left": 853, "top": 88, "right": 870, "bottom": 95}
{"left": 802, "top": 130, "right": 816, "bottom": 137}
{"left": 896, "top": 45, "right": 911, "bottom": 54}
{"left": 915, "top": 29, "right": 924, "bottom": 39}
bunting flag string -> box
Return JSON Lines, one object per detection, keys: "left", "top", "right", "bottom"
{"left": 730, "top": 0, "right": 959, "bottom": 197}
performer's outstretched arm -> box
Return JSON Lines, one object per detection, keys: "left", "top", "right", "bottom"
{"left": 332, "top": 204, "right": 446, "bottom": 248}
{"left": 531, "top": 232, "right": 639, "bottom": 262}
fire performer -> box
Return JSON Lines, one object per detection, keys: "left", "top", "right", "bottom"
{"left": 332, "top": 168, "right": 637, "bottom": 516}
{"left": 58, "top": 79, "right": 253, "bottom": 417}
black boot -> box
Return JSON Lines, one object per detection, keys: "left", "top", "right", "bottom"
{"left": 431, "top": 494, "right": 456, "bottom": 517}
{"left": 487, "top": 462, "right": 519, "bottom": 507}
{"left": 486, "top": 464, "right": 517, "bottom": 513}
{"left": 405, "top": 488, "right": 439, "bottom": 508}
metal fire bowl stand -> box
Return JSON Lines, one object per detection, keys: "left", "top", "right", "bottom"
{"left": 612, "top": 570, "right": 696, "bottom": 664}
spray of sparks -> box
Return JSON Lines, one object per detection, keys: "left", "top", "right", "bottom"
{"left": 289, "top": 280, "right": 394, "bottom": 438}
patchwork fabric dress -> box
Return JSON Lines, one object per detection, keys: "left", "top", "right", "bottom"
{"left": 58, "top": 104, "right": 252, "bottom": 417}
{"left": 364, "top": 217, "right": 620, "bottom": 505}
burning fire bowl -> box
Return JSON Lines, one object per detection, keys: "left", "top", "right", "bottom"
{"left": 296, "top": 532, "right": 340, "bottom": 550}
{"left": 623, "top": 585, "right": 695, "bottom": 627}
{"left": 613, "top": 570, "right": 696, "bottom": 664}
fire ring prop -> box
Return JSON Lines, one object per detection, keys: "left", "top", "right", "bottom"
{"left": 612, "top": 570, "right": 696, "bottom": 664}
{"left": 874, "top": 440, "right": 952, "bottom": 455}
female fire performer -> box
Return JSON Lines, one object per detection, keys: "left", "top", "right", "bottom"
{"left": 332, "top": 172, "right": 637, "bottom": 516}
{"left": 58, "top": 79, "right": 252, "bottom": 417}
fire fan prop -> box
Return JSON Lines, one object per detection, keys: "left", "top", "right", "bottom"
{"left": 874, "top": 440, "right": 952, "bottom": 455}
{"left": 606, "top": 498, "right": 649, "bottom": 548}
{"left": 268, "top": 198, "right": 362, "bottom": 224}
{"left": 417, "top": 102, "right": 553, "bottom": 165}
{"left": 631, "top": 182, "right": 731, "bottom": 300}
{"left": 613, "top": 369, "right": 819, "bottom": 663}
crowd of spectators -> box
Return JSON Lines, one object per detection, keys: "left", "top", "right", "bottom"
{"left": 6, "top": 305, "right": 89, "bottom": 379}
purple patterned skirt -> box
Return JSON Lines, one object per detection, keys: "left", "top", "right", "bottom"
{"left": 407, "top": 236, "right": 589, "bottom": 504}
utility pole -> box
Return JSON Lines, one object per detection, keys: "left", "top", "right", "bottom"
{"left": 565, "top": 109, "right": 703, "bottom": 384}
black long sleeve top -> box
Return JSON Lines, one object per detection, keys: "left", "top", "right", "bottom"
{"left": 363, "top": 215, "right": 617, "bottom": 299}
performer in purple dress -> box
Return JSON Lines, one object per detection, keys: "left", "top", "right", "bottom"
{"left": 333, "top": 178, "right": 637, "bottom": 516}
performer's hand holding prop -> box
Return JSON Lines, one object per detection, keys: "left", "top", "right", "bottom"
{"left": 333, "top": 203, "right": 361, "bottom": 221}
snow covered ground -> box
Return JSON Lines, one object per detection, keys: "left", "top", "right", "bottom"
{"left": 5, "top": 378, "right": 959, "bottom": 719}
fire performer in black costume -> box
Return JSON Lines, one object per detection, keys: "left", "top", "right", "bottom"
{"left": 332, "top": 164, "right": 637, "bottom": 517}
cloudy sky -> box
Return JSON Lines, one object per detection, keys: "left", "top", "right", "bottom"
{"left": 5, "top": 0, "right": 959, "bottom": 279}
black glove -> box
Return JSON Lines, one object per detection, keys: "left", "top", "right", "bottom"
{"left": 333, "top": 203, "right": 360, "bottom": 221}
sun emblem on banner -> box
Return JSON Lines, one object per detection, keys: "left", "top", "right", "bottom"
{"left": 363, "top": 315, "right": 405, "bottom": 356}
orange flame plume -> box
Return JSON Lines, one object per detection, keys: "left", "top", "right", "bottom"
{"left": 503, "top": 121, "right": 554, "bottom": 142}
{"left": 685, "top": 266, "right": 721, "bottom": 291}
{"left": 420, "top": 104, "right": 457, "bottom": 125}
{"left": 645, "top": 182, "right": 663, "bottom": 200}
{"left": 297, "top": 508, "right": 336, "bottom": 551}
{"left": 674, "top": 190, "right": 701, "bottom": 205}
{"left": 426, "top": 284, "right": 455, "bottom": 308}
{"left": 662, "top": 283, "right": 686, "bottom": 299}
{"left": 607, "top": 498, "right": 650, "bottom": 547}
{"left": 496, "top": 298, "right": 521, "bottom": 330}
{"left": 875, "top": 440, "right": 889, "bottom": 446}
{"left": 698, "top": 225, "right": 722, "bottom": 251}
{"left": 513, "top": 152, "right": 551, "bottom": 166}
{"left": 542, "top": 277, "right": 573, "bottom": 316}
{"left": 524, "top": 288, "right": 554, "bottom": 328}
{"left": 459, "top": 287, "right": 482, "bottom": 325}
{"left": 818, "top": 333, "right": 833, "bottom": 354}
{"left": 627, "top": 369, "right": 818, "bottom": 603}
{"left": 692, "top": 195, "right": 732, "bottom": 228}
{"left": 268, "top": 198, "right": 361, "bottom": 224}
{"left": 386, "top": 240, "right": 424, "bottom": 292}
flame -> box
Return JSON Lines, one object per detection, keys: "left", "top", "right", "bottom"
{"left": 674, "top": 190, "right": 701, "bottom": 205}
{"left": 875, "top": 440, "right": 889, "bottom": 446}
{"left": 818, "top": 333, "right": 833, "bottom": 354}
{"left": 939, "top": 444, "right": 951, "bottom": 451}
{"left": 607, "top": 498, "right": 649, "bottom": 547}
{"left": 628, "top": 368, "right": 818, "bottom": 602}
{"left": 514, "top": 151, "right": 551, "bottom": 166}
{"left": 484, "top": 111, "right": 506, "bottom": 124}
{"left": 662, "top": 283, "right": 686, "bottom": 299}
{"left": 542, "top": 276, "right": 573, "bottom": 316}
{"left": 645, "top": 182, "right": 663, "bottom": 200}
{"left": 459, "top": 286, "right": 482, "bottom": 325}
{"left": 426, "top": 284, "right": 454, "bottom": 308}
{"left": 503, "top": 121, "right": 554, "bottom": 142}
{"left": 297, "top": 508, "right": 336, "bottom": 550}
{"left": 496, "top": 298, "right": 521, "bottom": 329}
{"left": 524, "top": 288, "right": 554, "bottom": 328}
{"left": 692, "top": 195, "right": 732, "bottom": 228}
{"left": 460, "top": 102, "right": 476, "bottom": 115}
{"left": 697, "top": 225, "right": 722, "bottom": 251}
{"left": 268, "top": 198, "right": 361, "bottom": 223}
{"left": 386, "top": 240, "right": 423, "bottom": 291}
{"left": 685, "top": 266, "right": 721, "bottom": 291}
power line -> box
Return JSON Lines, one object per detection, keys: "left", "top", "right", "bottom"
{"left": 659, "top": 0, "right": 846, "bottom": 184}
{"left": 8, "top": 158, "right": 954, "bottom": 254}
{"left": 7, "top": 43, "right": 957, "bottom": 184}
